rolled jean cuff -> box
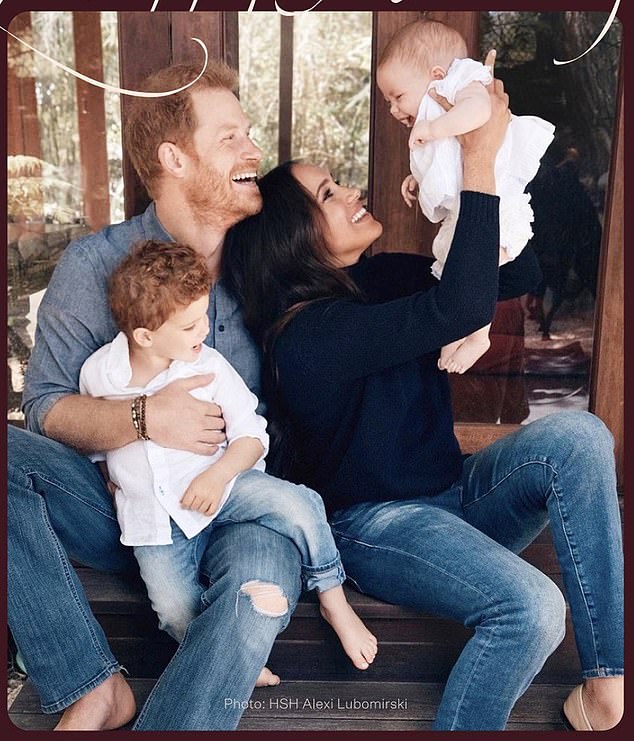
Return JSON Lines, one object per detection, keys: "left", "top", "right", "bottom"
{"left": 302, "top": 557, "right": 346, "bottom": 593}
{"left": 582, "top": 667, "right": 624, "bottom": 680}
{"left": 41, "top": 662, "right": 122, "bottom": 715}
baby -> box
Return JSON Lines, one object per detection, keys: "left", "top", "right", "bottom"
{"left": 377, "top": 19, "right": 554, "bottom": 373}
{"left": 79, "top": 240, "right": 377, "bottom": 678}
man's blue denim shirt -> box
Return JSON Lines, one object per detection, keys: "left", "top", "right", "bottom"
{"left": 22, "top": 202, "right": 263, "bottom": 435}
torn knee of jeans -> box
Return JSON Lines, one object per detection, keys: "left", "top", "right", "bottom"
{"left": 239, "top": 580, "right": 288, "bottom": 617}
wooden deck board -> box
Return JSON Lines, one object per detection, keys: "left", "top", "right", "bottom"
{"left": 9, "top": 679, "right": 571, "bottom": 731}
{"left": 11, "top": 509, "right": 621, "bottom": 732}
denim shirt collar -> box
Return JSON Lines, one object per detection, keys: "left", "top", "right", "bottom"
{"left": 141, "top": 202, "right": 175, "bottom": 243}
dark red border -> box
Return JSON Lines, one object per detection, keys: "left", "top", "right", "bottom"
{"left": 1, "top": 2, "right": 628, "bottom": 739}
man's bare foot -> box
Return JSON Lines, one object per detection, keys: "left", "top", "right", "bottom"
{"left": 256, "top": 666, "right": 281, "bottom": 687}
{"left": 443, "top": 330, "right": 491, "bottom": 374}
{"left": 319, "top": 586, "right": 378, "bottom": 670}
{"left": 54, "top": 672, "right": 136, "bottom": 731}
{"left": 438, "top": 339, "right": 465, "bottom": 371}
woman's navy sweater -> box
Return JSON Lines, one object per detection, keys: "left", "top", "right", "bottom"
{"left": 273, "top": 192, "right": 542, "bottom": 515}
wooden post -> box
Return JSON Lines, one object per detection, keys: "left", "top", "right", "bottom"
{"left": 590, "top": 73, "right": 624, "bottom": 487}
{"left": 224, "top": 12, "right": 239, "bottom": 75}
{"left": 278, "top": 15, "right": 294, "bottom": 164}
{"left": 369, "top": 11, "right": 422, "bottom": 255}
{"left": 72, "top": 12, "right": 111, "bottom": 231}
{"left": 171, "top": 12, "right": 224, "bottom": 64}
{"left": 7, "top": 13, "right": 41, "bottom": 158}
{"left": 118, "top": 11, "right": 171, "bottom": 218}
{"left": 7, "top": 12, "right": 44, "bottom": 229}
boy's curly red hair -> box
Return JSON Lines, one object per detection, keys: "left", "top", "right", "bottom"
{"left": 110, "top": 240, "right": 212, "bottom": 336}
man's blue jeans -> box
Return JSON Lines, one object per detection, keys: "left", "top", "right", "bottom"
{"left": 330, "top": 411, "right": 623, "bottom": 730}
{"left": 134, "top": 469, "right": 344, "bottom": 642}
{"left": 7, "top": 424, "right": 302, "bottom": 730}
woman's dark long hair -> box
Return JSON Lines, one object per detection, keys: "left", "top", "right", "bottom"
{"left": 222, "top": 160, "right": 363, "bottom": 475}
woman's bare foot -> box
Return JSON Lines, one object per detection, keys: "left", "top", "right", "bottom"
{"left": 579, "top": 677, "right": 624, "bottom": 730}
{"left": 256, "top": 666, "right": 281, "bottom": 687}
{"left": 54, "top": 672, "right": 136, "bottom": 731}
{"left": 318, "top": 586, "right": 378, "bottom": 670}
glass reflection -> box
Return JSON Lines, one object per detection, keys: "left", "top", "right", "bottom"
{"left": 451, "top": 11, "right": 621, "bottom": 424}
{"left": 7, "top": 11, "right": 122, "bottom": 420}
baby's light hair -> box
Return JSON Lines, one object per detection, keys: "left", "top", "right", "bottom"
{"left": 378, "top": 19, "right": 468, "bottom": 74}
{"left": 109, "top": 240, "right": 212, "bottom": 338}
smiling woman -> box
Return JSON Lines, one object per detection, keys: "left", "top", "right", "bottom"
{"left": 291, "top": 163, "right": 382, "bottom": 268}
{"left": 221, "top": 86, "right": 623, "bottom": 728}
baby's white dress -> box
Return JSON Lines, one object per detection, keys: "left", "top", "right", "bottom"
{"left": 410, "top": 57, "right": 555, "bottom": 279}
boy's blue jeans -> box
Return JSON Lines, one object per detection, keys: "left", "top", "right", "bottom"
{"left": 134, "top": 469, "right": 345, "bottom": 642}
{"left": 7, "top": 411, "right": 623, "bottom": 730}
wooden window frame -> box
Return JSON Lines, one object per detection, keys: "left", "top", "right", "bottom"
{"left": 8, "top": 11, "right": 111, "bottom": 231}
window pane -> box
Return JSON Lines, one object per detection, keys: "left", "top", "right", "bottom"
{"left": 238, "top": 12, "right": 281, "bottom": 175}
{"left": 7, "top": 11, "right": 122, "bottom": 420}
{"left": 238, "top": 11, "right": 372, "bottom": 192}
{"left": 292, "top": 12, "right": 371, "bottom": 192}
{"left": 450, "top": 11, "right": 621, "bottom": 424}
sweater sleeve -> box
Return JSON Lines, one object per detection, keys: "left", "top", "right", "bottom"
{"left": 497, "top": 243, "right": 542, "bottom": 300}
{"left": 277, "top": 191, "right": 500, "bottom": 384}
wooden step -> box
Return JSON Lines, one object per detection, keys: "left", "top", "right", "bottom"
{"left": 74, "top": 567, "right": 581, "bottom": 684}
{"left": 8, "top": 521, "right": 602, "bottom": 731}
{"left": 71, "top": 523, "right": 582, "bottom": 684}
{"left": 8, "top": 678, "right": 572, "bottom": 731}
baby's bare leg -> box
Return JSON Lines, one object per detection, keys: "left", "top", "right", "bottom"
{"left": 439, "top": 338, "right": 466, "bottom": 371}
{"left": 443, "top": 324, "right": 492, "bottom": 374}
{"left": 318, "top": 586, "right": 378, "bottom": 670}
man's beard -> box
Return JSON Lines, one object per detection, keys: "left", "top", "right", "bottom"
{"left": 184, "top": 160, "right": 262, "bottom": 229}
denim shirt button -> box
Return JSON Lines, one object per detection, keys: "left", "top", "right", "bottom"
{"left": 218, "top": 324, "right": 225, "bottom": 332}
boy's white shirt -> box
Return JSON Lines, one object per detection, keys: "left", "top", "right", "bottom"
{"left": 79, "top": 332, "right": 269, "bottom": 546}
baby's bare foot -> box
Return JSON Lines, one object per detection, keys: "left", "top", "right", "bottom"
{"left": 256, "top": 666, "right": 281, "bottom": 687}
{"left": 438, "top": 339, "right": 465, "bottom": 371}
{"left": 445, "top": 333, "right": 491, "bottom": 374}
{"left": 319, "top": 587, "right": 378, "bottom": 670}
{"left": 54, "top": 672, "right": 136, "bottom": 731}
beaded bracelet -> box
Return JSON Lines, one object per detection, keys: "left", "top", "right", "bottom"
{"left": 131, "top": 394, "right": 150, "bottom": 441}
